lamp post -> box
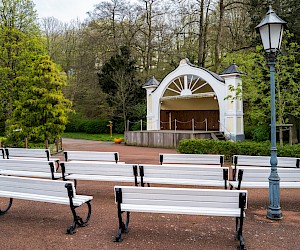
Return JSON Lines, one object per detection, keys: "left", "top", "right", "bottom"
{"left": 255, "top": 6, "right": 287, "bottom": 220}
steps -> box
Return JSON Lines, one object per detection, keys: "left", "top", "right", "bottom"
{"left": 211, "top": 132, "right": 226, "bottom": 140}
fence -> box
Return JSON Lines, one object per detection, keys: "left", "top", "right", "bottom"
{"left": 126, "top": 118, "right": 208, "bottom": 132}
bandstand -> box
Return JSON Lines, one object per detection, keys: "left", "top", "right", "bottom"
{"left": 125, "top": 58, "right": 245, "bottom": 148}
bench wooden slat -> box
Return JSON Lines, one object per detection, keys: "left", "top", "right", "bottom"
{"left": 61, "top": 162, "right": 138, "bottom": 186}
{"left": 230, "top": 167, "right": 300, "bottom": 189}
{"left": 0, "top": 159, "right": 57, "bottom": 179}
{"left": 121, "top": 204, "right": 242, "bottom": 217}
{"left": 139, "top": 164, "right": 228, "bottom": 188}
{"left": 64, "top": 151, "right": 119, "bottom": 162}
{"left": 233, "top": 155, "right": 300, "bottom": 168}
{"left": 5, "top": 148, "right": 50, "bottom": 158}
{"left": 160, "top": 153, "right": 224, "bottom": 165}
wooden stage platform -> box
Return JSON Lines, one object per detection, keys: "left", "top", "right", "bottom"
{"left": 124, "top": 130, "right": 218, "bottom": 148}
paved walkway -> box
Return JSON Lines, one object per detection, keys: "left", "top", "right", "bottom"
{"left": 1, "top": 138, "right": 300, "bottom": 249}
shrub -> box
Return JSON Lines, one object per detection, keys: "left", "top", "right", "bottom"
{"left": 178, "top": 139, "right": 300, "bottom": 161}
{"left": 252, "top": 125, "right": 270, "bottom": 142}
{"left": 65, "top": 115, "right": 110, "bottom": 134}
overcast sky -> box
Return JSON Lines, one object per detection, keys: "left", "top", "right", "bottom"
{"left": 33, "top": 0, "right": 100, "bottom": 23}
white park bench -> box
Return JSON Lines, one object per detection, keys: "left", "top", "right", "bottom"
{"left": 229, "top": 167, "right": 300, "bottom": 189}
{"left": 0, "top": 159, "right": 61, "bottom": 179}
{"left": 64, "top": 151, "right": 120, "bottom": 163}
{"left": 4, "top": 148, "right": 60, "bottom": 170}
{"left": 232, "top": 155, "right": 300, "bottom": 179}
{"left": 159, "top": 153, "right": 224, "bottom": 167}
{"left": 114, "top": 186, "right": 247, "bottom": 249}
{"left": 60, "top": 162, "right": 138, "bottom": 187}
{"left": 138, "top": 164, "right": 229, "bottom": 189}
{"left": 0, "top": 175, "right": 93, "bottom": 234}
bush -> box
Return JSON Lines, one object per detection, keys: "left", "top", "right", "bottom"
{"left": 252, "top": 125, "right": 270, "bottom": 142}
{"left": 178, "top": 139, "right": 300, "bottom": 161}
{"left": 65, "top": 115, "right": 110, "bottom": 134}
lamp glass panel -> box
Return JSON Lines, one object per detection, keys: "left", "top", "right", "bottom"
{"left": 259, "top": 25, "right": 271, "bottom": 51}
{"left": 270, "top": 24, "right": 283, "bottom": 50}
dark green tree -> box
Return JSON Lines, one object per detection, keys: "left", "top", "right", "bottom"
{"left": 97, "top": 46, "right": 144, "bottom": 131}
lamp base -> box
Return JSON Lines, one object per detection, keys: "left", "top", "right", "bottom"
{"left": 267, "top": 208, "right": 282, "bottom": 220}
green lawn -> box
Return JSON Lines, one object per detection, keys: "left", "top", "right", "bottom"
{"left": 62, "top": 132, "right": 124, "bottom": 141}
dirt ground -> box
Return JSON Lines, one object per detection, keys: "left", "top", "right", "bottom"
{"left": 1, "top": 138, "right": 299, "bottom": 250}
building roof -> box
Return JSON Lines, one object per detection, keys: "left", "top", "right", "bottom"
{"left": 184, "top": 59, "right": 225, "bottom": 83}
{"left": 220, "top": 62, "right": 243, "bottom": 75}
{"left": 143, "top": 76, "right": 160, "bottom": 88}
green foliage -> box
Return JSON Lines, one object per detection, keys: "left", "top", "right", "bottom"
{"left": 178, "top": 139, "right": 300, "bottom": 161}
{"left": 223, "top": 34, "right": 300, "bottom": 138}
{"left": 252, "top": 125, "right": 270, "bottom": 142}
{"left": 6, "top": 55, "right": 72, "bottom": 142}
{"left": 66, "top": 117, "right": 109, "bottom": 134}
{"left": 97, "top": 46, "right": 145, "bottom": 130}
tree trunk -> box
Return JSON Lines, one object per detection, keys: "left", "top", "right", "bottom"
{"left": 214, "top": 0, "right": 224, "bottom": 72}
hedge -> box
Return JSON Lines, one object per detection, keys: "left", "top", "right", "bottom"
{"left": 66, "top": 118, "right": 109, "bottom": 134}
{"left": 177, "top": 139, "right": 300, "bottom": 161}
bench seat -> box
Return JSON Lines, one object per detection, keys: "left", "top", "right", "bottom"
{"left": 0, "top": 191, "right": 92, "bottom": 207}
{"left": 229, "top": 181, "right": 300, "bottom": 189}
{"left": 121, "top": 204, "right": 242, "bottom": 217}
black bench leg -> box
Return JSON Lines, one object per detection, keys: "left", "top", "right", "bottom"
{"left": 0, "top": 198, "right": 13, "bottom": 215}
{"left": 125, "top": 212, "right": 130, "bottom": 232}
{"left": 114, "top": 210, "right": 126, "bottom": 242}
{"left": 235, "top": 217, "right": 246, "bottom": 250}
{"left": 66, "top": 201, "right": 92, "bottom": 234}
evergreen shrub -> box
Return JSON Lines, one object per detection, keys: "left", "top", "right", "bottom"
{"left": 178, "top": 139, "right": 300, "bottom": 161}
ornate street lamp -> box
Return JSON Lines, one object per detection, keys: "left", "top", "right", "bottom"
{"left": 255, "top": 6, "right": 287, "bottom": 220}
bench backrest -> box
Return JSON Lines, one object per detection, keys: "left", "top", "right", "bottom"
{"left": 233, "top": 155, "right": 300, "bottom": 168}
{"left": 0, "top": 159, "right": 56, "bottom": 178}
{"left": 237, "top": 167, "right": 300, "bottom": 183}
{"left": 115, "top": 186, "right": 247, "bottom": 210}
{"left": 5, "top": 148, "right": 50, "bottom": 160}
{"left": 160, "top": 154, "right": 224, "bottom": 166}
{"left": 139, "top": 164, "right": 228, "bottom": 188}
{"left": 64, "top": 151, "right": 119, "bottom": 163}
{"left": 0, "top": 175, "right": 75, "bottom": 199}
{"left": 60, "top": 162, "right": 138, "bottom": 184}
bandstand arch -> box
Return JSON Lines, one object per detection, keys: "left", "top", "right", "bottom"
{"left": 143, "top": 58, "right": 245, "bottom": 141}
